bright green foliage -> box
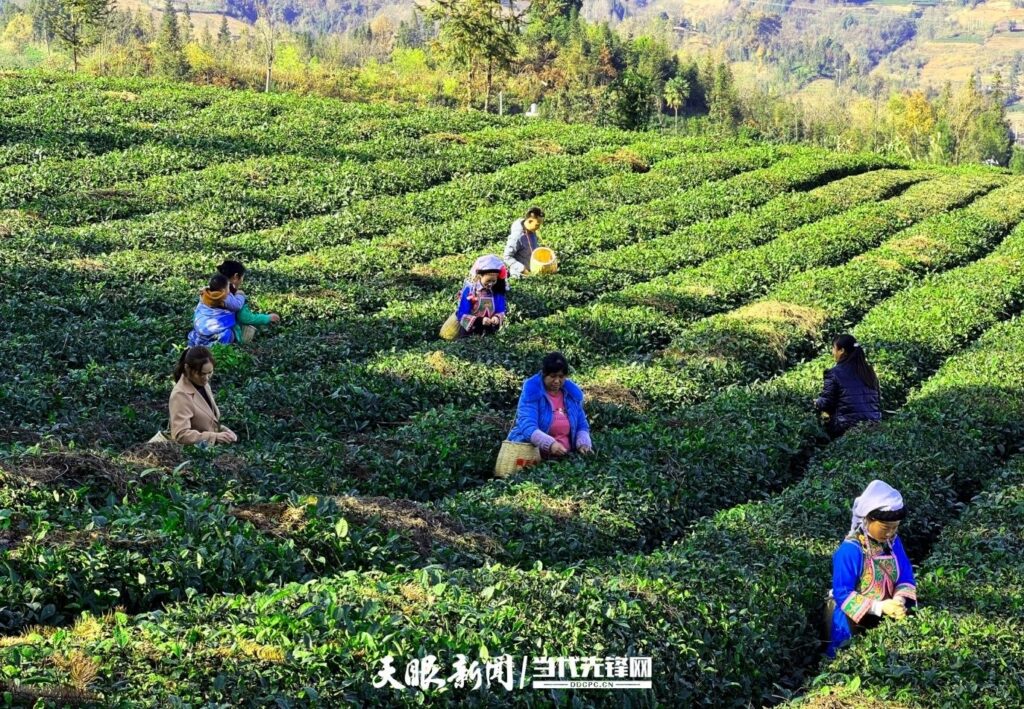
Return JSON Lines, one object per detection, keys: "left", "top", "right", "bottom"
{"left": 1, "top": 72, "right": 1021, "bottom": 706}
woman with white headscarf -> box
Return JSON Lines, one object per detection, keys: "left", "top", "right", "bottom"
{"left": 825, "top": 479, "right": 917, "bottom": 657}
{"left": 454, "top": 254, "right": 508, "bottom": 337}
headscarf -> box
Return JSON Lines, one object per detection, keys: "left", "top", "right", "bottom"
{"left": 849, "top": 479, "right": 904, "bottom": 535}
{"left": 468, "top": 254, "right": 507, "bottom": 282}
{"left": 201, "top": 286, "right": 228, "bottom": 309}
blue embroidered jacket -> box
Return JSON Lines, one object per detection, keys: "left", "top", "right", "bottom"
{"left": 828, "top": 534, "right": 916, "bottom": 657}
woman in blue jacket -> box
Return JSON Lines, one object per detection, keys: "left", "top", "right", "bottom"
{"left": 814, "top": 333, "right": 881, "bottom": 439}
{"left": 507, "top": 352, "right": 593, "bottom": 458}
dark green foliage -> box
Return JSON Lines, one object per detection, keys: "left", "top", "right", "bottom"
{"left": 1, "top": 73, "right": 1020, "bottom": 707}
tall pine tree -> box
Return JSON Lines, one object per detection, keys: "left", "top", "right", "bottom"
{"left": 181, "top": 2, "right": 193, "bottom": 44}
{"left": 155, "top": 0, "right": 187, "bottom": 78}
{"left": 216, "top": 14, "right": 231, "bottom": 46}
{"left": 46, "top": 0, "right": 112, "bottom": 71}
{"left": 709, "top": 60, "right": 741, "bottom": 130}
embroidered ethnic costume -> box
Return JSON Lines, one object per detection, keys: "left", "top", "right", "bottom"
{"left": 827, "top": 479, "right": 917, "bottom": 657}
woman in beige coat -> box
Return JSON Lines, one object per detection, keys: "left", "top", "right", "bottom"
{"left": 169, "top": 346, "right": 238, "bottom": 446}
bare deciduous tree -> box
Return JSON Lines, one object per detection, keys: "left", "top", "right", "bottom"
{"left": 254, "top": 0, "right": 283, "bottom": 92}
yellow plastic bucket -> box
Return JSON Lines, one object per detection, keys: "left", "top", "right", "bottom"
{"left": 530, "top": 247, "right": 558, "bottom": 275}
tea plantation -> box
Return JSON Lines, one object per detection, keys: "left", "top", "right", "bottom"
{"left": 1, "top": 72, "right": 1022, "bottom": 706}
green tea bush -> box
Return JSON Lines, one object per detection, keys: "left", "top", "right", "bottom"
{"left": 3, "top": 73, "right": 1021, "bottom": 706}
{"left": 799, "top": 461, "right": 1024, "bottom": 708}
{"left": 6, "top": 314, "right": 1024, "bottom": 705}
{"left": 431, "top": 219, "right": 1024, "bottom": 562}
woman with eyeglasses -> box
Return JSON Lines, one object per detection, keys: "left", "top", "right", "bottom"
{"left": 168, "top": 346, "right": 237, "bottom": 446}
{"left": 825, "top": 479, "right": 916, "bottom": 657}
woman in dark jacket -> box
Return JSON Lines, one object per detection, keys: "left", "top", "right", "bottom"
{"left": 814, "top": 333, "right": 881, "bottom": 439}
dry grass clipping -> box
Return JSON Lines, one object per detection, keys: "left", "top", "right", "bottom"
{"left": 122, "top": 442, "right": 186, "bottom": 470}
{"left": 726, "top": 300, "right": 827, "bottom": 332}
{"left": 332, "top": 495, "right": 502, "bottom": 557}
{"left": 102, "top": 90, "right": 139, "bottom": 101}
{"left": 228, "top": 502, "right": 309, "bottom": 536}
{"left": 2, "top": 451, "right": 142, "bottom": 498}
{"left": 211, "top": 640, "right": 287, "bottom": 664}
{"left": 801, "top": 689, "right": 912, "bottom": 709}
{"left": 70, "top": 615, "right": 104, "bottom": 643}
{"left": 425, "top": 350, "right": 458, "bottom": 376}
{"left": 584, "top": 381, "right": 646, "bottom": 412}
{"left": 529, "top": 139, "right": 564, "bottom": 155}
{"left": 21, "top": 528, "right": 156, "bottom": 552}
{"left": 0, "top": 626, "right": 55, "bottom": 648}
{"left": 52, "top": 651, "right": 99, "bottom": 690}
{"left": 212, "top": 453, "right": 247, "bottom": 475}
{"left": 884, "top": 234, "right": 942, "bottom": 266}
{"left": 599, "top": 148, "right": 650, "bottom": 173}
{"left": 718, "top": 300, "right": 828, "bottom": 365}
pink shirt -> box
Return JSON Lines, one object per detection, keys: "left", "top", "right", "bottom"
{"left": 546, "top": 391, "right": 572, "bottom": 451}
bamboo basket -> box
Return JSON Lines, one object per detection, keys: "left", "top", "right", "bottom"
{"left": 439, "top": 313, "right": 460, "bottom": 341}
{"left": 529, "top": 247, "right": 558, "bottom": 275}
{"left": 494, "top": 440, "right": 541, "bottom": 478}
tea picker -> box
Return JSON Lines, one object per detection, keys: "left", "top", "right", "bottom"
{"left": 813, "top": 334, "right": 882, "bottom": 439}
{"left": 504, "top": 206, "right": 558, "bottom": 277}
{"left": 439, "top": 254, "right": 508, "bottom": 340}
{"left": 497, "top": 352, "right": 593, "bottom": 478}
{"left": 824, "top": 479, "right": 916, "bottom": 657}
{"left": 187, "top": 264, "right": 281, "bottom": 348}
{"left": 152, "top": 346, "right": 238, "bottom": 447}
{"left": 216, "top": 259, "right": 281, "bottom": 344}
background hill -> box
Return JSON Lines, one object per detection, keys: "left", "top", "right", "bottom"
{"left": 100, "top": 0, "right": 1024, "bottom": 95}
{"left": 114, "top": 0, "right": 1024, "bottom": 130}
{"left": 0, "top": 0, "right": 1020, "bottom": 163}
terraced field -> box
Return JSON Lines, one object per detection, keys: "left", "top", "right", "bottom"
{"left": 1, "top": 72, "right": 1022, "bottom": 706}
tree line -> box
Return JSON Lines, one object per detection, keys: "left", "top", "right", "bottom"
{"left": 0, "top": 0, "right": 1018, "bottom": 167}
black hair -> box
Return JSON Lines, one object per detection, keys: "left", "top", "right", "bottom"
{"left": 525, "top": 206, "right": 545, "bottom": 220}
{"left": 542, "top": 351, "right": 570, "bottom": 376}
{"left": 834, "top": 333, "right": 879, "bottom": 391}
{"left": 174, "top": 346, "right": 214, "bottom": 382}
{"left": 476, "top": 269, "right": 507, "bottom": 295}
{"left": 867, "top": 507, "right": 907, "bottom": 523}
{"left": 217, "top": 260, "right": 246, "bottom": 280}
{"left": 208, "top": 273, "right": 229, "bottom": 291}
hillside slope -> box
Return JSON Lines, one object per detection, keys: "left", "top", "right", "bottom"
{"left": 1, "top": 72, "right": 1022, "bottom": 705}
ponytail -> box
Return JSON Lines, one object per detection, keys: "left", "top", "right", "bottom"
{"left": 834, "top": 334, "right": 878, "bottom": 391}
{"left": 174, "top": 346, "right": 213, "bottom": 382}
